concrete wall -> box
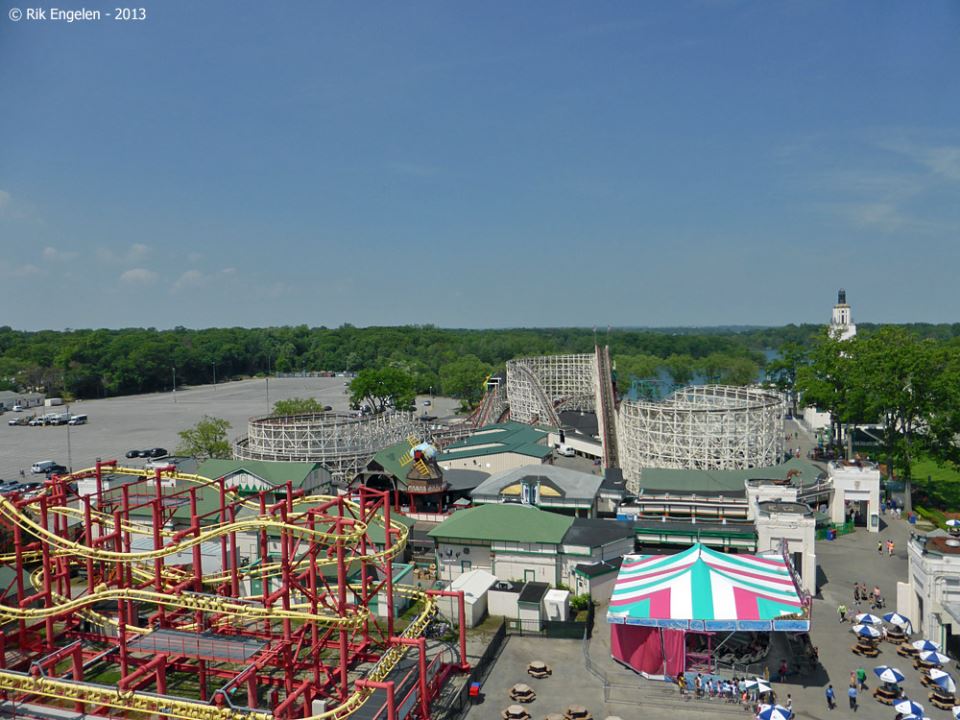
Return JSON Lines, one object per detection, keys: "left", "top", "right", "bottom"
{"left": 828, "top": 462, "right": 881, "bottom": 533}
{"left": 755, "top": 513, "right": 817, "bottom": 595}
{"left": 435, "top": 541, "right": 492, "bottom": 583}
{"left": 907, "top": 537, "right": 960, "bottom": 646}
{"left": 802, "top": 406, "right": 831, "bottom": 431}
{"left": 494, "top": 550, "right": 559, "bottom": 586}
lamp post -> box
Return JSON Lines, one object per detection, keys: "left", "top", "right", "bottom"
{"left": 172, "top": 367, "right": 177, "bottom": 403}
{"left": 66, "top": 404, "right": 73, "bottom": 473}
{"left": 212, "top": 362, "right": 217, "bottom": 389}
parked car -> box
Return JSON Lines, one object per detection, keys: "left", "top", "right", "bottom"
{"left": 28, "top": 417, "right": 45, "bottom": 426}
{"left": 8, "top": 416, "right": 29, "bottom": 426}
{"left": 145, "top": 448, "right": 168, "bottom": 458}
{"left": 422, "top": 400, "right": 432, "bottom": 406}
{"left": 45, "top": 464, "right": 68, "bottom": 477}
{"left": 124, "top": 450, "right": 141, "bottom": 459}
{"left": 31, "top": 460, "right": 57, "bottom": 474}
{"left": 12, "top": 405, "right": 23, "bottom": 412}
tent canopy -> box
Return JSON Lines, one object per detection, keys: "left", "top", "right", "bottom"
{"left": 606, "top": 543, "right": 809, "bottom": 631}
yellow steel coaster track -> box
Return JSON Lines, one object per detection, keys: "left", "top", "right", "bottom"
{"left": 0, "top": 466, "right": 440, "bottom": 719}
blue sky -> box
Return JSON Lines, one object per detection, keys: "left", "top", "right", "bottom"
{"left": 1, "top": 1, "right": 958, "bottom": 329}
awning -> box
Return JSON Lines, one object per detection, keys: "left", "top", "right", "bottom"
{"left": 606, "top": 543, "right": 809, "bottom": 631}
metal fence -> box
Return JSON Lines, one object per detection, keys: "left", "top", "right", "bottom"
{"left": 435, "top": 619, "right": 507, "bottom": 719}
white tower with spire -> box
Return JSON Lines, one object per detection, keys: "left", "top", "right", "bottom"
{"left": 830, "top": 288, "right": 857, "bottom": 341}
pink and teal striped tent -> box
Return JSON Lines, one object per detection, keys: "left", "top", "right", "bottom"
{"left": 607, "top": 543, "right": 809, "bottom": 632}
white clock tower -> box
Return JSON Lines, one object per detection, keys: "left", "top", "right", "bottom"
{"left": 830, "top": 288, "right": 857, "bottom": 341}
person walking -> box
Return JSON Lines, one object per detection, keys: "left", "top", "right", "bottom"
{"left": 825, "top": 684, "right": 835, "bottom": 710}
{"left": 779, "top": 659, "right": 788, "bottom": 683}
{"left": 785, "top": 694, "right": 793, "bottom": 714}
{"left": 889, "top": 540, "right": 895, "bottom": 557}
{"left": 873, "top": 586, "right": 881, "bottom": 609}
{"left": 856, "top": 666, "right": 867, "bottom": 691}
{"left": 838, "top": 603, "right": 848, "bottom": 622}
{"left": 878, "top": 540, "right": 883, "bottom": 554}
{"left": 854, "top": 583, "right": 861, "bottom": 606}
{"left": 848, "top": 684, "right": 858, "bottom": 711}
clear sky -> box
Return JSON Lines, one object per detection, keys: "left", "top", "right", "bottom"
{"left": 1, "top": 1, "right": 958, "bottom": 330}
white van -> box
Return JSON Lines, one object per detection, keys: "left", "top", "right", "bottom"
{"left": 31, "top": 460, "right": 56, "bottom": 474}
{"left": 67, "top": 414, "right": 87, "bottom": 425}
{"left": 557, "top": 445, "right": 576, "bottom": 457}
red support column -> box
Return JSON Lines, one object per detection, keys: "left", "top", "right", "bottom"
{"left": 392, "top": 636, "right": 430, "bottom": 719}
{"left": 335, "top": 516, "right": 349, "bottom": 700}
{"left": 355, "top": 679, "right": 397, "bottom": 720}
{"left": 427, "top": 590, "right": 470, "bottom": 672}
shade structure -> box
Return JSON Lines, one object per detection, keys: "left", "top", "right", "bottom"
{"left": 883, "top": 612, "right": 912, "bottom": 629}
{"left": 855, "top": 613, "right": 882, "bottom": 625}
{"left": 745, "top": 678, "right": 773, "bottom": 694}
{"left": 913, "top": 639, "right": 941, "bottom": 652}
{"left": 607, "top": 544, "right": 808, "bottom": 631}
{"left": 756, "top": 703, "right": 792, "bottom": 720}
{"left": 852, "top": 624, "right": 882, "bottom": 638}
{"left": 929, "top": 669, "right": 956, "bottom": 693}
{"left": 894, "top": 699, "right": 925, "bottom": 716}
{"left": 919, "top": 650, "right": 950, "bottom": 666}
{"left": 874, "top": 666, "right": 905, "bottom": 684}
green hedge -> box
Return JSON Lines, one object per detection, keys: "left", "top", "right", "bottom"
{"left": 914, "top": 505, "right": 948, "bottom": 529}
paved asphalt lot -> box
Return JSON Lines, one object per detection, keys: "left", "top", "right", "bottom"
{"left": 0, "top": 377, "right": 460, "bottom": 481}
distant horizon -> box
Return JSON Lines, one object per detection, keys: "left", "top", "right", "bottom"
{"left": 5, "top": 318, "right": 958, "bottom": 335}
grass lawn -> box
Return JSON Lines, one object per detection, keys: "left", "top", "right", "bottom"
{"left": 906, "top": 456, "right": 960, "bottom": 516}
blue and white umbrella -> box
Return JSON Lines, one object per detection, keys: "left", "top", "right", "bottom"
{"left": 755, "top": 704, "right": 792, "bottom": 720}
{"left": 951, "top": 706, "right": 960, "bottom": 719}
{"left": 744, "top": 678, "right": 772, "bottom": 694}
{"left": 894, "top": 699, "right": 925, "bottom": 717}
{"left": 920, "top": 650, "right": 950, "bottom": 666}
{"left": 901, "top": 715, "right": 932, "bottom": 720}
{"left": 883, "top": 612, "right": 912, "bottom": 629}
{"left": 852, "top": 624, "right": 882, "bottom": 638}
{"left": 855, "top": 612, "right": 883, "bottom": 625}
{"left": 929, "top": 668, "right": 956, "bottom": 694}
{"left": 913, "top": 639, "right": 942, "bottom": 652}
{"left": 873, "top": 666, "right": 905, "bottom": 684}
{"left": 946, "top": 519, "right": 960, "bottom": 528}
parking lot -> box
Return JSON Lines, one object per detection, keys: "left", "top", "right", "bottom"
{"left": 0, "top": 377, "right": 460, "bottom": 481}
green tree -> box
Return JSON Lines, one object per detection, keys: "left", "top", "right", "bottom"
{"left": 349, "top": 367, "right": 415, "bottom": 413}
{"left": 176, "top": 416, "right": 232, "bottom": 461}
{"left": 439, "top": 355, "right": 490, "bottom": 405}
{"left": 765, "top": 342, "right": 807, "bottom": 416}
{"left": 795, "top": 331, "right": 867, "bottom": 453}
{"left": 856, "top": 328, "right": 957, "bottom": 512}
{"left": 272, "top": 397, "right": 327, "bottom": 416}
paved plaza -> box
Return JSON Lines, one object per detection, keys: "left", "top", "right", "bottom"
{"left": 0, "top": 377, "right": 459, "bottom": 481}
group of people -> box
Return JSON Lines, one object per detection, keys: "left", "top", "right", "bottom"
{"left": 878, "top": 539, "right": 896, "bottom": 557}
{"left": 838, "top": 581, "right": 886, "bottom": 621}
{"left": 678, "top": 673, "right": 766, "bottom": 704}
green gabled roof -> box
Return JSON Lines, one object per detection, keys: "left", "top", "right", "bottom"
{"left": 370, "top": 442, "right": 413, "bottom": 483}
{"left": 635, "top": 457, "right": 825, "bottom": 495}
{"left": 197, "top": 459, "right": 321, "bottom": 488}
{"left": 428, "top": 504, "right": 573, "bottom": 544}
{"left": 439, "top": 422, "right": 552, "bottom": 461}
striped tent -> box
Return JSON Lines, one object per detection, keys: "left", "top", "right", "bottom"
{"left": 607, "top": 543, "right": 809, "bottom": 631}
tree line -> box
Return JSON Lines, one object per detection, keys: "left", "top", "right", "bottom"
{"left": 2, "top": 322, "right": 960, "bottom": 407}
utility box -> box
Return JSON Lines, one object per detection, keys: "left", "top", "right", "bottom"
{"left": 544, "top": 588, "right": 570, "bottom": 621}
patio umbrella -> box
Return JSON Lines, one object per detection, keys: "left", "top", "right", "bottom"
{"left": 873, "top": 666, "right": 905, "bottom": 684}
{"left": 894, "top": 699, "right": 925, "bottom": 717}
{"left": 913, "top": 639, "right": 942, "bottom": 652}
{"left": 855, "top": 613, "right": 883, "bottom": 625}
{"left": 852, "top": 624, "right": 882, "bottom": 638}
{"left": 745, "top": 678, "right": 772, "bottom": 694}
{"left": 929, "top": 669, "right": 957, "bottom": 694}
{"left": 951, "top": 706, "right": 960, "bottom": 719}
{"left": 755, "top": 704, "right": 792, "bottom": 720}
{"left": 919, "top": 650, "right": 950, "bottom": 666}
{"left": 883, "top": 612, "right": 912, "bottom": 629}
{"left": 946, "top": 519, "right": 960, "bottom": 528}
{"left": 901, "top": 716, "right": 933, "bottom": 720}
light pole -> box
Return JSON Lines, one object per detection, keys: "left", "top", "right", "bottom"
{"left": 65, "top": 404, "right": 73, "bottom": 473}
{"left": 172, "top": 367, "right": 177, "bottom": 403}
{"left": 266, "top": 353, "right": 271, "bottom": 410}
{"left": 212, "top": 362, "right": 217, "bottom": 389}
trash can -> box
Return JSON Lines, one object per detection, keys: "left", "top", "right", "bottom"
{"left": 827, "top": 528, "right": 837, "bottom": 541}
